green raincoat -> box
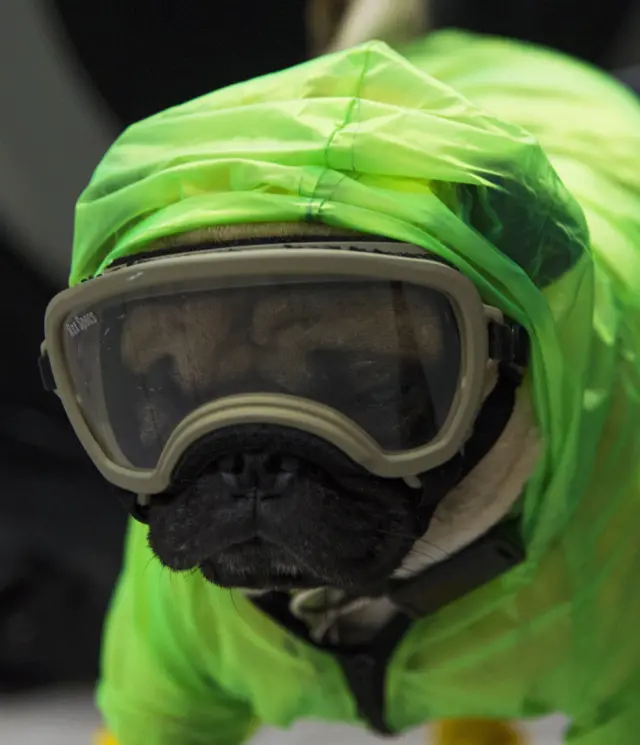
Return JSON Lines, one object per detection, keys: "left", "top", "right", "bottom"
{"left": 76, "top": 31, "right": 640, "bottom": 744}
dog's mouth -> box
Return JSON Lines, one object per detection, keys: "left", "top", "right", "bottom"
{"left": 148, "top": 492, "right": 416, "bottom": 594}
{"left": 197, "top": 525, "right": 409, "bottom": 592}
{"left": 199, "top": 537, "right": 322, "bottom": 591}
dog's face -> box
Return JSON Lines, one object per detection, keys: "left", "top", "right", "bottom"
{"left": 116, "top": 241, "right": 462, "bottom": 593}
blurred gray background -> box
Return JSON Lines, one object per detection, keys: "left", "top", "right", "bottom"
{"left": 0, "top": 1, "right": 638, "bottom": 743}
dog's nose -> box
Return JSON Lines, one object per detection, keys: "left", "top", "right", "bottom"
{"left": 216, "top": 452, "right": 299, "bottom": 498}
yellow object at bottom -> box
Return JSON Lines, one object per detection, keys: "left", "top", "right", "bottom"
{"left": 94, "top": 731, "right": 119, "bottom": 745}
{"left": 433, "top": 719, "right": 525, "bottom": 745}
{"left": 93, "top": 720, "right": 525, "bottom": 745}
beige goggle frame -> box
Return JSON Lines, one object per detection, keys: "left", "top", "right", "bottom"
{"left": 42, "top": 241, "right": 515, "bottom": 495}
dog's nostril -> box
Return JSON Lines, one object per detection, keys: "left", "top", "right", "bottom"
{"left": 263, "top": 454, "right": 300, "bottom": 474}
{"left": 217, "top": 453, "right": 245, "bottom": 474}
{"left": 282, "top": 455, "right": 301, "bottom": 473}
{"left": 262, "top": 453, "right": 282, "bottom": 474}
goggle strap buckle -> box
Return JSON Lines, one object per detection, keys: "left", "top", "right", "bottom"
{"left": 488, "top": 320, "right": 529, "bottom": 368}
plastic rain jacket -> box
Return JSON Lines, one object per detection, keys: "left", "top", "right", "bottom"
{"left": 72, "top": 31, "right": 640, "bottom": 745}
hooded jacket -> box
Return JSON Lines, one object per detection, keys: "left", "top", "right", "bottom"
{"left": 77, "top": 31, "right": 640, "bottom": 745}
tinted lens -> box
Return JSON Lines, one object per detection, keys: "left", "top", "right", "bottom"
{"left": 62, "top": 276, "right": 461, "bottom": 468}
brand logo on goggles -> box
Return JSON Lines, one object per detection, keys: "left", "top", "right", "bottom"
{"left": 65, "top": 311, "right": 98, "bottom": 337}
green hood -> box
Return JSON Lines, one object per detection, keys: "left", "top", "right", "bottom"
{"left": 89, "top": 31, "right": 640, "bottom": 742}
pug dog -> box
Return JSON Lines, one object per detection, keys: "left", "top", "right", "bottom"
{"left": 119, "top": 221, "right": 538, "bottom": 644}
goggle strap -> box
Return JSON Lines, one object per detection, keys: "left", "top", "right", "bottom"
{"left": 386, "top": 519, "right": 524, "bottom": 619}
{"left": 488, "top": 320, "right": 529, "bottom": 368}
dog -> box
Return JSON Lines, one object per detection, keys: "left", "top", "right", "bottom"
{"left": 119, "top": 222, "right": 537, "bottom": 628}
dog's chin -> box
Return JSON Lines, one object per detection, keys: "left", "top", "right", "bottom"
{"left": 197, "top": 536, "right": 408, "bottom": 593}
{"left": 198, "top": 540, "right": 343, "bottom": 592}
{"left": 200, "top": 560, "right": 316, "bottom": 592}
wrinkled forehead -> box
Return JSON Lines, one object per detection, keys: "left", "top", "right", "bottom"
{"left": 119, "top": 280, "right": 454, "bottom": 384}
{"left": 109, "top": 222, "right": 453, "bottom": 375}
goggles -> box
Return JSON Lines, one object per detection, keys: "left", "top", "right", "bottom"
{"left": 40, "top": 241, "right": 527, "bottom": 495}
